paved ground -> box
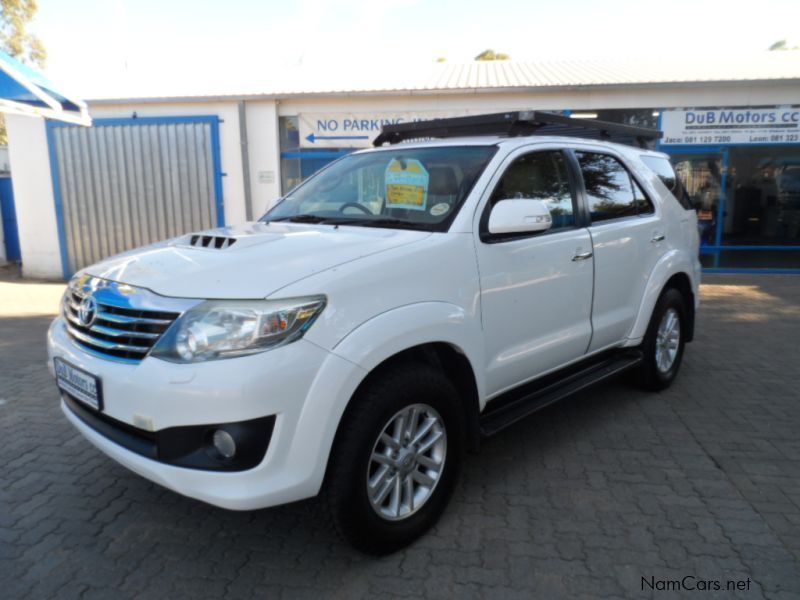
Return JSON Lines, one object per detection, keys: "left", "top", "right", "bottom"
{"left": 1, "top": 268, "right": 800, "bottom": 599}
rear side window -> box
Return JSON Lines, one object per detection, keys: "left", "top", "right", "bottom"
{"left": 576, "top": 152, "right": 653, "bottom": 223}
{"left": 632, "top": 178, "right": 655, "bottom": 215}
{"left": 640, "top": 155, "right": 692, "bottom": 210}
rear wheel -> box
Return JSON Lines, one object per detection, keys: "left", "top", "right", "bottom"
{"left": 634, "top": 287, "right": 687, "bottom": 391}
{"left": 324, "top": 362, "right": 465, "bottom": 555}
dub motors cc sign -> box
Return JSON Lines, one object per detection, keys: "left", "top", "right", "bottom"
{"left": 660, "top": 107, "right": 800, "bottom": 146}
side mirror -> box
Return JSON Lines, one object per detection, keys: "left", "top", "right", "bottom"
{"left": 488, "top": 199, "right": 552, "bottom": 235}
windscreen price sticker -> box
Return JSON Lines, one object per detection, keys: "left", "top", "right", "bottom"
{"left": 385, "top": 159, "right": 429, "bottom": 210}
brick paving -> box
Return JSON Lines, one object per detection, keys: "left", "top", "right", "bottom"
{"left": 1, "top": 270, "right": 799, "bottom": 599}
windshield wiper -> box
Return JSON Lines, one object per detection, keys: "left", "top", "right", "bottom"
{"left": 267, "top": 214, "right": 333, "bottom": 224}
{"left": 267, "top": 214, "right": 429, "bottom": 230}
{"left": 338, "top": 218, "right": 430, "bottom": 230}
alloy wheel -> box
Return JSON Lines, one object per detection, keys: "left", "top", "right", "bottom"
{"left": 366, "top": 403, "right": 447, "bottom": 521}
{"left": 655, "top": 307, "right": 681, "bottom": 373}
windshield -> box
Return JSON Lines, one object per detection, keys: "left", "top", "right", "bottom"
{"left": 261, "top": 146, "right": 497, "bottom": 231}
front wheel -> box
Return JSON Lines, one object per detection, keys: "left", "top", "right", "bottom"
{"left": 324, "top": 362, "right": 465, "bottom": 555}
{"left": 633, "top": 287, "right": 687, "bottom": 391}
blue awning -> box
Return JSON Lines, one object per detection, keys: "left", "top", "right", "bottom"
{"left": 0, "top": 49, "right": 90, "bottom": 125}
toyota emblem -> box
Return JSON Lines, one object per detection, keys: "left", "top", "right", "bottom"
{"left": 78, "top": 295, "right": 98, "bottom": 327}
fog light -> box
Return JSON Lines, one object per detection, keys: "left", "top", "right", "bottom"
{"left": 212, "top": 429, "right": 236, "bottom": 459}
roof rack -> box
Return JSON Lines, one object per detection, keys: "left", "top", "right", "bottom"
{"left": 372, "top": 110, "right": 662, "bottom": 149}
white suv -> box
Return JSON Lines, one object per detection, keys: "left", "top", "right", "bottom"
{"left": 48, "top": 112, "right": 701, "bottom": 554}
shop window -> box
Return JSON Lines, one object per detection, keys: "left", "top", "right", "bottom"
{"left": 278, "top": 116, "right": 351, "bottom": 195}
{"left": 726, "top": 147, "right": 800, "bottom": 247}
{"left": 669, "top": 145, "right": 800, "bottom": 270}
{"left": 594, "top": 109, "right": 659, "bottom": 130}
{"left": 671, "top": 155, "right": 722, "bottom": 245}
{"left": 574, "top": 109, "right": 659, "bottom": 150}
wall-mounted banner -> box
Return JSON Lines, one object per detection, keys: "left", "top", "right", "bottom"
{"left": 660, "top": 107, "right": 800, "bottom": 146}
{"left": 298, "top": 111, "right": 474, "bottom": 148}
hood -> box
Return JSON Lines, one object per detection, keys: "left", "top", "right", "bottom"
{"left": 83, "top": 222, "right": 430, "bottom": 299}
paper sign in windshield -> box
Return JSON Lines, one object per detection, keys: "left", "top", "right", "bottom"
{"left": 385, "top": 159, "right": 429, "bottom": 210}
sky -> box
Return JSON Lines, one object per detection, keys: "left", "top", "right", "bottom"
{"left": 29, "top": 0, "right": 800, "bottom": 98}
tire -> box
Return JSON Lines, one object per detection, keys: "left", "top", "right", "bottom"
{"left": 633, "top": 287, "right": 687, "bottom": 391}
{"left": 324, "top": 361, "right": 465, "bottom": 555}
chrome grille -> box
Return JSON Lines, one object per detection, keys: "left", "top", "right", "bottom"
{"left": 62, "top": 277, "right": 198, "bottom": 363}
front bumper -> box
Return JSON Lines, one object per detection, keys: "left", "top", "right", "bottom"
{"left": 49, "top": 317, "right": 367, "bottom": 510}
{"left": 62, "top": 393, "right": 276, "bottom": 471}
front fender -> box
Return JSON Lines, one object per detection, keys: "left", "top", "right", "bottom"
{"left": 331, "top": 301, "right": 487, "bottom": 402}
{"left": 625, "top": 249, "right": 700, "bottom": 345}
{"left": 290, "top": 302, "right": 484, "bottom": 498}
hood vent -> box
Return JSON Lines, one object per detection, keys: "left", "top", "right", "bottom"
{"left": 189, "top": 234, "right": 237, "bottom": 249}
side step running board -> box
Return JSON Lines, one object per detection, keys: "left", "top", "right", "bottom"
{"left": 479, "top": 350, "right": 643, "bottom": 437}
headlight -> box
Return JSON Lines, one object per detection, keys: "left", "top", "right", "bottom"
{"left": 150, "top": 296, "right": 326, "bottom": 363}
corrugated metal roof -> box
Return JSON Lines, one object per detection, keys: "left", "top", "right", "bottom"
{"left": 411, "top": 53, "right": 800, "bottom": 90}
{"left": 88, "top": 52, "right": 800, "bottom": 102}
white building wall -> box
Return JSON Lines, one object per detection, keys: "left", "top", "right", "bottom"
{"left": 0, "top": 147, "right": 10, "bottom": 172}
{"left": 5, "top": 115, "right": 61, "bottom": 278}
{"left": 244, "top": 101, "right": 281, "bottom": 215}
{"left": 6, "top": 101, "right": 248, "bottom": 279}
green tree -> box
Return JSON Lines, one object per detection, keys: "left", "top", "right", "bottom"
{"left": 0, "top": 0, "right": 46, "bottom": 66}
{"left": 768, "top": 39, "right": 797, "bottom": 50}
{"left": 0, "top": 0, "right": 46, "bottom": 144}
{"left": 474, "top": 49, "right": 510, "bottom": 61}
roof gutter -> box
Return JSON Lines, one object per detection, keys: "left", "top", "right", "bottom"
{"left": 84, "top": 78, "right": 800, "bottom": 106}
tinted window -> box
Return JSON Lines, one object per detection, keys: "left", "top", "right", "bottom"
{"left": 576, "top": 152, "right": 637, "bottom": 221}
{"left": 576, "top": 152, "right": 653, "bottom": 222}
{"left": 490, "top": 151, "right": 575, "bottom": 230}
{"left": 640, "top": 155, "right": 692, "bottom": 209}
{"left": 632, "top": 178, "right": 655, "bottom": 215}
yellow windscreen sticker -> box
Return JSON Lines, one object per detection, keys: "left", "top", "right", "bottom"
{"left": 385, "top": 159, "right": 429, "bottom": 210}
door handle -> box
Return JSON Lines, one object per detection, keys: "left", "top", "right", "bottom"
{"left": 572, "top": 250, "right": 593, "bottom": 261}
{"left": 651, "top": 233, "right": 666, "bottom": 243}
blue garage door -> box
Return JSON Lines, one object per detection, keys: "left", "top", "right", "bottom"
{"left": 47, "top": 116, "right": 224, "bottom": 278}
